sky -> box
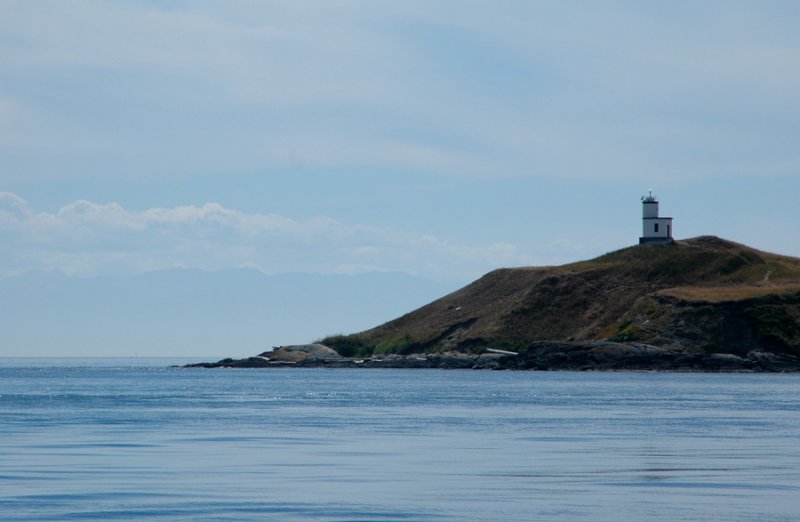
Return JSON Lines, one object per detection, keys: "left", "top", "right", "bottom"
{"left": 2, "top": 0, "right": 800, "bottom": 284}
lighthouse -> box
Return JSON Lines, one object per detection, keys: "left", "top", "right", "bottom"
{"left": 639, "top": 191, "right": 674, "bottom": 245}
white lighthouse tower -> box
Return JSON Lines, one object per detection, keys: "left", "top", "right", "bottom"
{"left": 639, "top": 190, "right": 674, "bottom": 245}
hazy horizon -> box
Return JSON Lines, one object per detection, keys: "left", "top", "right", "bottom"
{"left": 0, "top": 268, "right": 456, "bottom": 358}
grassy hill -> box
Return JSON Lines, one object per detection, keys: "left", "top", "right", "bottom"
{"left": 322, "top": 236, "right": 800, "bottom": 359}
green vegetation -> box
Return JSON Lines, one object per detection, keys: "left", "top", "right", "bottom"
{"left": 608, "top": 323, "right": 642, "bottom": 343}
{"left": 374, "top": 334, "right": 417, "bottom": 355}
{"left": 318, "top": 335, "right": 374, "bottom": 358}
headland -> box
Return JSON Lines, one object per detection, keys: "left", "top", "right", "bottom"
{"left": 188, "top": 237, "right": 800, "bottom": 372}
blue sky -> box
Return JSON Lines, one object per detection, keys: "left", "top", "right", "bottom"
{"left": 2, "top": 1, "right": 800, "bottom": 283}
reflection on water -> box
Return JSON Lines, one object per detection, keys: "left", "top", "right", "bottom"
{"left": 1, "top": 363, "right": 799, "bottom": 521}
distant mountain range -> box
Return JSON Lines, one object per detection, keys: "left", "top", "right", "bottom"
{"left": 0, "top": 269, "right": 455, "bottom": 357}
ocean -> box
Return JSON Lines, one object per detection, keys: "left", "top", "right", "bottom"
{"left": 1, "top": 359, "right": 798, "bottom": 521}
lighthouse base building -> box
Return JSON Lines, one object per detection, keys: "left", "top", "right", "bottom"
{"left": 639, "top": 192, "right": 674, "bottom": 245}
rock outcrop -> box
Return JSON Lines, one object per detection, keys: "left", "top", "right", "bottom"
{"left": 187, "top": 344, "right": 341, "bottom": 368}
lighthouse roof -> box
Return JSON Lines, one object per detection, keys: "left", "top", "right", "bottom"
{"left": 641, "top": 190, "right": 658, "bottom": 203}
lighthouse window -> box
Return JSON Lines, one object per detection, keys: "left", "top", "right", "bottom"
{"left": 654, "top": 223, "right": 659, "bottom": 233}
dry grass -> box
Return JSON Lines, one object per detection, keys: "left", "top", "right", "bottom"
{"left": 658, "top": 284, "right": 800, "bottom": 303}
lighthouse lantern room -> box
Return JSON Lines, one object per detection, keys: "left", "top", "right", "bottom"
{"left": 639, "top": 190, "right": 674, "bottom": 245}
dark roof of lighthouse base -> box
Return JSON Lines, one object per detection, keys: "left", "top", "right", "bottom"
{"left": 639, "top": 237, "right": 675, "bottom": 245}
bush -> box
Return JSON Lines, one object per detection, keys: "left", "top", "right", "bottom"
{"left": 374, "top": 334, "right": 416, "bottom": 355}
{"left": 319, "top": 335, "right": 374, "bottom": 358}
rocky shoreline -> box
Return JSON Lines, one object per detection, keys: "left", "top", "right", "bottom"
{"left": 185, "top": 342, "right": 800, "bottom": 372}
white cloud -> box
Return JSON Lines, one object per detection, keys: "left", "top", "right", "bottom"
{"left": 0, "top": 191, "right": 32, "bottom": 218}
{"left": 0, "top": 192, "right": 533, "bottom": 280}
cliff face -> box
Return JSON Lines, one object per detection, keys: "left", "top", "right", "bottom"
{"left": 323, "top": 237, "right": 800, "bottom": 359}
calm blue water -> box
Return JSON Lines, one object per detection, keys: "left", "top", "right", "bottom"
{"left": 1, "top": 360, "right": 799, "bottom": 521}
